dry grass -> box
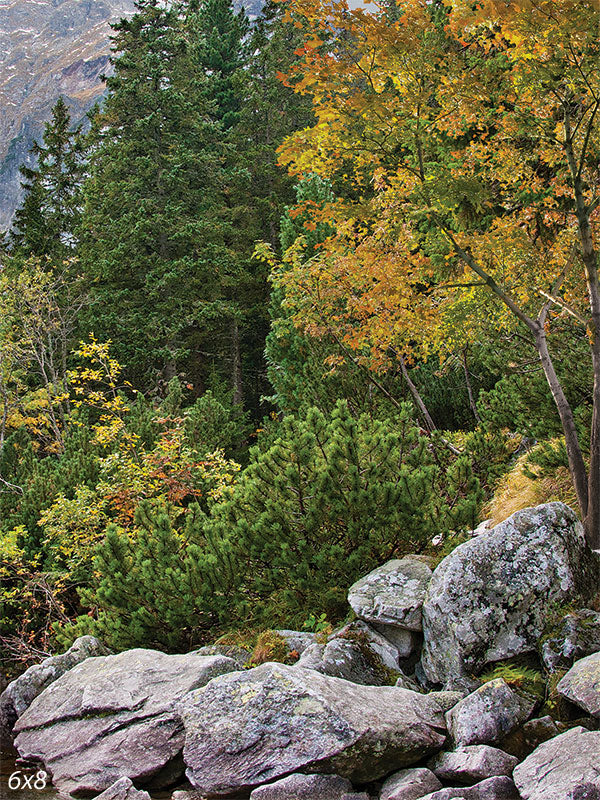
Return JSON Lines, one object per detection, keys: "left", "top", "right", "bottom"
{"left": 483, "top": 451, "right": 578, "bottom": 527}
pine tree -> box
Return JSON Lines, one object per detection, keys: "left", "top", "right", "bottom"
{"left": 10, "top": 97, "right": 86, "bottom": 260}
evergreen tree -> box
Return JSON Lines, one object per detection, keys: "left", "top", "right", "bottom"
{"left": 10, "top": 97, "right": 86, "bottom": 260}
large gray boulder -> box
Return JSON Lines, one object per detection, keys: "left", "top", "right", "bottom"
{"left": 427, "top": 745, "right": 518, "bottom": 786}
{"left": 179, "top": 662, "right": 447, "bottom": 796}
{"left": 348, "top": 557, "right": 433, "bottom": 634}
{"left": 445, "top": 679, "right": 535, "bottom": 746}
{"left": 541, "top": 609, "right": 600, "bottom": 672}
{"left": 380, "top": 767, "right": 442, "bottom": 800}
{"left": 0, "top": 636, "right": 109, "bottom": 741}
{"left": 13, "top": 649, "right": 237, "bottom": 796}
{"left": 94, "top": 777, "right": 151, "bottom": 800}
{"left": 295, "top": 621, "right": 400, "bottom": 686}
{"left": 249, "top": 773, "right": 353, "bottom": 800}
{"left": 556, "top": 651, "right": 600, "bottom": 717}
{"left": 421, "top": 503, "right": 598, "bottom": 688}
{"left": 512, "top": 727, "right": 600, "bottom": 800}
{"left": 419, "top": 777, "right": 520, "bottom": 800}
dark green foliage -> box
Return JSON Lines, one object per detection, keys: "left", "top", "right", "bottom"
{"left": 210, "top": 400, "right": 482, "bottom": 627}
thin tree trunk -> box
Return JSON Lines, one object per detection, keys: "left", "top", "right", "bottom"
{"left": 231, "top": 318, "right": 243, "bottom": 407}
{"left": 399, "top": 356, "right": 436, "bottom": 433}
{"left": 462, "top": 347, "right": 481, "bottom": 424}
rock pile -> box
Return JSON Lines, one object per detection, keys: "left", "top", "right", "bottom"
{"left": 1, "top": 502, "right": 599, "bottom": 800}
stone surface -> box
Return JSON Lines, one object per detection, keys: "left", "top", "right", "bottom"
{"left": 557, "top": 651, "right": 600, "bottom": 717}
{"left": 420, "top": 777, "right": 520, "bottom": 800}
{"left": 421, "top": 503, "right": 599, "bottom": 688}
{"left": 541, "top": 609, "right": 600, "bottom": 672}
{"left": 513, "top": 726, "right": 600, "bottom": 800}
{"left": 94, "top": 777, "right": 151, "bottom": 800}
{"left": 294, "top": 621, "right": 400, "bottom": 686}
{"left": 194, "top": 644, "right": 251, "bottom": 668}
{"left": 274, "top": 630, "right": 318, "bottom": 656}
{"left": 13, "top": 649, "right": 237, "bottom": 795}
{"left": 428, "top": 691, "right": 465, "bottom": 713}
{"left": 348, "top": 557, "right": 433, "bottom": 633}
{"left": 249, "top": 773, "right": 353, "bottom": 800}
{"left": 380, "top": 767, "right": 442, "bottom": 800}
{"left": 179, "top": 662, "right": 447, "bottom": 796}
{"left": 499, "top": 715, "right": 562, "bottom": 759}
{"left": 446, "top": 679, "right": 535, "bottom": 746}
{"left": 0, "top": 636, "right": 110, "bottom": 741}
{"left": 427, "top": 745, "right": 518, "bottom": 786}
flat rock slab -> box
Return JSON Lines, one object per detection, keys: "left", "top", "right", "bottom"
{"left": 249, "top": 773, "right": 353, "bottom": 799}
{"left": 0, "top": 636, "right": 109, "bottom": 740}
{"left": 179, "top": 662, "right": 447, "bottom": 796}
{"left": 513, "top": 727, "right": 600, "bottom": 800}
{"left": 421, "top": 503, "right": 599, "bottom": 688}
{"left": 348, "top": 557, "right": 433, "bottom": 633}
{"left": 445, "top": 679, "right": 535, "bottom": 746}
{"left": 420, "top": 776, "right": 520, "bottom": 800}
{"left": 13, "top": 649, "right": 237, "bottom": 796}
{"left": 94, "top": 777, "right": 151, "bottom": 800}
{"left": 380, "top": 767, "right": 442, "bottom": 800}
{"left": 428, "top": 745, "right": 518, "bottom": 785}
{"left": 557, "top": 651, "right": 600, "bottom": 717}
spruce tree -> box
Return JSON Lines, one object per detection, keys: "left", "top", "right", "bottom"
{"left": 10, "top": 97, "right": 86, "bottom": 260}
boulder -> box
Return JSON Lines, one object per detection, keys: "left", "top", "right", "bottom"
{"left": 13, "top": 649, "right": 237, "bottom": 796}
{"left": 293, "top": 622, "right": 400, "bottom": 686}
{"left": 94, "top": 777, "right": 151, "bottom": 800}
{"left": 421, "top": 503, "right": 599, "bottom": 688}
{"left": 427, "top": 745, "right": 518, "bottom": 785}
{"left": 556, "top": 651, "right": 600, "bottom": 717}
{"left": 445, "top": 679, "right": 535, "bottom": 746}
{"left": 194, "top": 644, "right": 251, "bottom": 668}
{"left": 0, "top": 636, "right": 109, "bottom": 741}
{"left": 348, "top": 557, "right": 433, "bottom": 635}
{"left": 541, "top": 609, "right": 600, "bottom": 672}
{"left": 249, "top": 773, "right": 353, "bottom": 800}
{"left": 179, "top": 662, "right": 447, "bottom": 796}
{"left": 380, "top": 767, "right": 442, "bottom": 800}
{"left": 274, "top": 630, "right": 318, "bottom": 656}
{"left": 513, "top": 726, "right": 600, "bottom": 800}
{"left": 419, "top": 776, "right": 520, "bottom": 799}
{"left": 499, "top": 715, "right": 563, "bottom": 759}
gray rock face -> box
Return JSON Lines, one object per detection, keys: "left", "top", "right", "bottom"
{"left": 446, "top": 679, "right": 535, "bottom": 746}
{"left": 513, "top": 727, "right": 600, "bottom": 800}
{"left": 274, "top": 630, "right": 318, "bottom": 656}
{"left": 249, "top": 773, "right": 353, "bottom": 800}
{"left": 421, "top": 503, "right": 599, "bottom": 688}
{"left": 179, "top": 662, "right": 447, "bottom": 796}
{"left": 499, "top": 715, "right": 562, "bottom": 759}
{"left": 294, "top": 622, "right": 400, "bottom": 686}
{"left": 0, "top": 636, "right": 110, "bottom": 741}
{"left": 380, "top": 767, "right": 442, "bottom": 800}
{"left": 541, "top": 609, "right": 600, "bottom": 672}
{"left": 420, "top": 777, "right": 520, "bottom": 800}
{"left": 348, "top": 557, "right": 433, "bottom": 633}
{"left": 94, "top": 777, "right": 151, "bottom": 800}
{"left": 13, "top": 649, "right": 237, "bottom": 796}
{"left": 427, "top": 746, "right": 518, "bottom": 786}
{"left": 557, "top": 651, "right": 600, "bottom": 717}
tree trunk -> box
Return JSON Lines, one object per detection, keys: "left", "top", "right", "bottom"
{"left": 399, "top": 356, "right": 436, "bottom": 433}
{"left": 462, "top": 347, "right": 481, "bottom": 424}
{"left": 231, "top": 318, "right": 243, "bottom": 407}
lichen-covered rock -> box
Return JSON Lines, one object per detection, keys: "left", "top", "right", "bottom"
{"left": 427, "top": 745, "right": 518, "bottom": 786}
{"left": 445, "top": 679, "right": 535, "bottom": 746}
{"left": 249, "top": 773, "right": 353, "bottom": 800}
{"left": 419, "top": 777, "right": 520, "bottom": 800}
{"left": 274, "top": 630, "right": 318, "bottom": 656}
{"left": 0, "top": 636, "right": 110, "bottom": 742}
{"left": 421, "top": 503, "right": 599, "bottom": 688}
{"left": 556, "top": 651, "right": 600, "bottom": 717}
{"left": 348, "top": 557, "right": 433, "bottom": 634}
{"left": 194, "top": 644, "right": 251, "bottom": 668}
{"left": 499, "top": 715, "right": 563, "bottom": 759}
{"left": 94, "top": 777, "right": 151, "bottom": 800}
{"left": 13, "top": 649, "right": 237, "bottom": 796}
{"left": 541, "top": 609, "right": 600, "bottom": 672}
{"left": 179, "top": 662, "right": 447, "bottom": 796}
{"left": 293, "top": 622, "right": 400, "bottom": 686}
{"left": 380, "top": 767, "right": 442, "bottom": 800}
{"left": 513, "top": 727, "right": 600, "bottom": 800}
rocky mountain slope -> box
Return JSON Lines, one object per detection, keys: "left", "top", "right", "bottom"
{"left": 0, "top": 0, "right": 262, "bottom": 232}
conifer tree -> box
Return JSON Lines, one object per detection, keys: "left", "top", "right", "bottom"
{"left": 10, "top": 97, "right": 86, "bottom": 260}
